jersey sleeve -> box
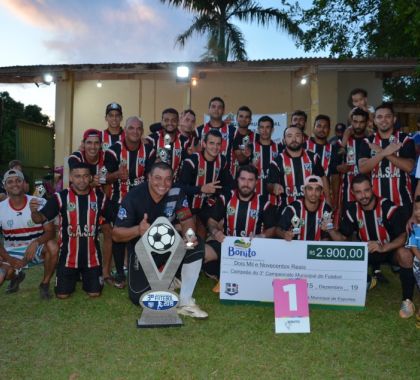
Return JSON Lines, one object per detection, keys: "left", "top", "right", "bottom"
{"left": 174, "top": 190, "right": 193, "bottom": 222}
{"left": 399, "top": 136, "right": 416, "bottom": 160}
{"left": 40, "top": 195, "right": 60, "bottom": 222}
{"left": 262, "top": 203, "right": 277, "bottom": 229}
{"left": 358, "top": 139, "right": 371, "bottom": 160}
{"left": 278, "top": 206, "right": 294, "bottom": 230}
{"left": 114, "top": 192, "right": 139, "bottom": 228}
{"left": 104, "top": 148, "right": 119, "bottom": 173}
{"left": 267, "top": 160, "right": 281, "bottom": 184}
{"left": 339, "top": 207, "right": 357, "bottom": 237}
{"left": 312, "top": 153, "right": 325, "bottom": 177}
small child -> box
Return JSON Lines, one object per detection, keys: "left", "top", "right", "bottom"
{"left": 405, "top": 197, "right": 420, "bottom": 327}
{"left": 347, "top": 88, "right": 375, "bottom": 132}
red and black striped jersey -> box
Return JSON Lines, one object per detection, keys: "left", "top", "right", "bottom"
{"left": 68, "top": 150, "right": 105, "bottom": 176}
{"left": 231, "top": 130, "right": 256, "bottom": 177}
{"left": 104, "top": 140, "right": 155, "bottom": 204}
{"left": 177, "top": 152, "right": 233, "bottom": 210}
{"left": 359, "top": 131, "right": 415, "bottom": 206}
{"left": 101, "top": 128, "right": 124, "bottom": 151}
{"left": 305, "top": 138, "right": 339, "bottom": 177}
{"left": 40, "top": 187, "right": 106, "bottom": 269}
{"left": 0, "top": 195, "right": 45, "bottom": 248}
{"left": 267, "top": 150, "right": 325, "bottom": 205}
{"left": 279, "top": 198, "right": 332, "bottom": 241}
{"left": 339, "top": 197, "right": 407, "bottom": 244}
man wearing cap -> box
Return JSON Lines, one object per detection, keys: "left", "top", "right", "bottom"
{"left": 0, "top": 169, "right": 58, "bottom": 298}
{"left": 104, "top": 116, "right": 155, "bottom": 287}
{"left": 329, "top": 123, "right": 347, "bottom": 145}
{"left": 102, "top": 102, "right": 125, "bottom": 151}
{"left": 276, "top": 175, "right": 333, "bottom": 241}
{"left": 68, "top": 129, "right": 105, "bottom": 185}
{"left": 267, "top": 125, "right": 330, "bottom": 209}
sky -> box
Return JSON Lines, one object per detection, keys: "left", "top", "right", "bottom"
{"left": 0, "top": 0, "right": 324, "bottom": 119}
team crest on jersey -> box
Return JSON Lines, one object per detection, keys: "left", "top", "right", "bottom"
{"left": 222, "top": 132, "right": 228, "bottom": 140}
{"left": 164, "top": 206, "right": 175, "bottom": 218}
{"left": 357, "top": 219, "right": 364, "bottom": 228}
{"left": 215, "top": 168, "right": 220, "bottom": 177}
{"left": 227, "top": 206, "right": 236, "bottom": 216}
{"left": 325, "top": 151, "right": 331, "bottom": 159}
{"left": 303, "top": 163, "right": 312, "bottom": 170}
{"left": 273, "top": 152, "right": 278, "bottom": 159}
{"left": 27, "top": 219, "right": 35, "bottom": 227}
{"left": 67, "top": 202, "right": 76, "bottom": 212}
{"left": 174, "top": 149, "right": 182, "bottom": 157}
{"left": 253, "top": 152, "right": 260, "bottom": 163}
{"left": 90, "top": 202, "right": 97, "bottom": 211}
{"left": 249, "top": 209, "right": 258, "bottom": 219}
{"left": 198, "top": 168, "right": 205, "bottom": 177}
{"left": 377, "top": 217, "right": 383, "bottom": 226}
{"left": 6, "top": 219, "right": 13, "bottom": 228}
{"left": 103, "top": 143, "right": 110, "bottom": 150}
{"left": 138, "top": 157, "right": 145, "bottom": 166}
{"left": 182, "top": 198, "right": 189, "bottom": 208}
{"left": 117, "top": 207, "right": 127, "bottom": 220}
{"left": 284, "top": 166, "right": 292, "bottom": 175}
{"left": 299, "top": 219, "right": 305, "bottom": 227}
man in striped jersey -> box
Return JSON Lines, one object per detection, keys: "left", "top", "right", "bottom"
{"left": 31, "top": 163, "right": 106, "bottom": 299}
{"left": 277, "top": 175, "right": 333, "bottom": 241}
{"left": 101, "top": 102, "right": 125, "bottom": 151}
{"left": 326, "top": 174, "right": 416, "bottom": 319}
{"left": 0, "top": 169, "right": 58, "bottom": 299}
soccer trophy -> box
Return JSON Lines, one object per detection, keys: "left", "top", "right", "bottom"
{"left": 99, "top": 166, "right": 107, "bottom": 185}
{"left": 185, "top": 228, "right": 196, "bottom": 249}
{"left": 164, "top": 133, "right": 172, "bottom": 149}
{"left": 33, "top": 180, "right": 46, "bottom": 198}
{"left": 322, "top": 211, "right": 334, "bottom": 230}
{"left": 135, "top": 217, "right": 187, "bottom": 328}
{"left": 346, "top": 147, "right": 356, "bottom": 165}
{"left": 291, "top": 215, "right": 301, "bottom": 235}
{"left": 239, "top": 135, "right": 250, "bottom": 150}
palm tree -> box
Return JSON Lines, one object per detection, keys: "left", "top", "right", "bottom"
{"left": 160, "top": 0, "right": 302, "bottom": 62}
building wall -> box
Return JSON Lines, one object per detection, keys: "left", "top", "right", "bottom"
{"left": 54, "top": 70, "right": 383, "bottom": 168}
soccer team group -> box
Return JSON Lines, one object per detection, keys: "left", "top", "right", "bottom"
{"left": 1, "top": 89, "right": 420, "bottom": 323}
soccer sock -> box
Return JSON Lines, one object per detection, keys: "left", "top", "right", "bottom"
{"left": 180, "top": 259, "right": 202, "bottom": 305}
{"left": 113, "top": 242, "right": 125, "bottom": 278}
{"left": 202, "top": 259, "right": 220, "bottom": 279}
{"left": 399, "top": 267, "right": 415, "bottom": 300}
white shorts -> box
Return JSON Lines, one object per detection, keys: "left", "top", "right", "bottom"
{"left": 6, "top": 244, "right": 45, "bottom": 268}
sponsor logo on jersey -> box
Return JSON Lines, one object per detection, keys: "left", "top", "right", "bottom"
{"left": 284, "top": 166, "right": 292, "bottom": 175}
{"left": 67, "top": 202, "right": 76, "bottom": 212}
{"left": 90, "top": 202, "right": 97, "bottom": 211}
{"left": 7, "top": 219, "right": 13, "bottom": 228}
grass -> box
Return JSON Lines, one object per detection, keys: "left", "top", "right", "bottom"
{"left": 1, "top": 266, "right": 419, "bottom": 380}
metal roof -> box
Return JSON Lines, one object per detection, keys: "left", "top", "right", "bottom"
{"left": 0, "top": 57, "right": 417, "bottom": 83}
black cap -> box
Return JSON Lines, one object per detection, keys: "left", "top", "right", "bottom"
{"left": 105, "top": 102, "right": 122, "bottom": 115}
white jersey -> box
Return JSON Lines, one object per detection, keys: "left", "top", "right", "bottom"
{"left": 0, "top": 195, "right": 45, "bottom": 249}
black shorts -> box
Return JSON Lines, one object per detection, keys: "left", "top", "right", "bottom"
{"left": 103, "top": 200, "right": 120, "bottom": 226}
{"left": 55, "top": 265, "right": 103, "bottom": 295}
{"left": 368, "top": 250, "right": 396, "bottom": 266}
{"left": 206, "top": 239, "right": 222, "bottom": 258}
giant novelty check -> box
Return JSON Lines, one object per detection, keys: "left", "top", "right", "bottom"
{"left": 220, "top": 237, "right": 368, "bottom": 309}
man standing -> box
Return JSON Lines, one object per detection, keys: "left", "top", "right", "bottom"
{"left": 0, "top": 169, "right": 58, "bottom": 299}
{"left": 102, "top": 102, "right": 125, "bottom": 151}
{"left": 277, "top": 176, "right": 333, "bottom": 241}
{"left": 104, "top": 116, "right": 155, "bottom": 288}
{"left": 177, "top": 130, "right": 233, "bottom": 237}
{"left": 112, "top": 162, "right": 208, "bottom": 319}
{"left": 325, "top": 174, "right": 415, "bottom": 318}
{"left": 31, "top": 163, "right": 106, "bottom": 299}
{"left": 267, "top": 125, "right": 330, "bottom": 208}
{"left": 148, "top": 108, "right": 185, "bottom": 180}
{"left": 291, "top": 110, "right": 309, "bottom": 142}
{"left": 178, "top": 109, "right": 198, "bottom": 155}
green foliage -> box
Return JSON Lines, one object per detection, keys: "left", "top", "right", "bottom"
{"left": 161, "top": 0, "right": 302, "bottom": 61}
{"left": 0, "top": 92, "right": 50, "bottom": 163}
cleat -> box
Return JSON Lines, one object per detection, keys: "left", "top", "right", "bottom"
{"left": 367, "top": 275, "right": 377, "bottom": 291}
{"left": 39, "top": 282, "right": 52, "bottom": 300}
{"left": 169, "top": 277, "right": 182, "bottom": 290}
{"left": 212, "top": 281, "right": 220, "bottom": 293}
{"left": 399, "top": 299, "right": 415, "bottom": 319}
{"left": 373, "top": 270, "right": 389, "bottom": 284}
{"left": 177, "top": 299, "right": 208, "bottom": 319}
{"left": 5, "top": 271, "right": 25, "bottom": 294}
{"left": 113, "top": 274, "right": 126, "bottom": 289}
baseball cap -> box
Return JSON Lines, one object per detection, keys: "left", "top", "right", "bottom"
{"left": 83, "top": 128, "right": 102, "bottom": 142}
{"left": 304, "top": 175, "right": 323, "bottom": 188}
{"left": 3, "top": 169, "right": 24, "bottom": 184}
{"left": 105, "top": 102, "right": 122, "bottom": 115}
{"left": 335, "top": 123, "right": 346, "bottom": 132}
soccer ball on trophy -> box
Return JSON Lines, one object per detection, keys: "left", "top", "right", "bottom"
{"left": 147, "top": 223, "right": 176, "bottom": 252}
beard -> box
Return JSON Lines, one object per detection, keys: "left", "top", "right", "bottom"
{"left": 287, "top": 143, "right": 303, "bottom": 151}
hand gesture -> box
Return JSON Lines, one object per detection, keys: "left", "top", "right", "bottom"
{"left": 367, "top": 240, "right": 383, "bottom": 253}
{"left": 201, "top": 181, "right": 222, "bottom": 194}
{"left": 381, "top": 142, "right": 402, "bottom": 157}
{"left": 118, "top": 163, "right": 129, "bottom": 181}
{"left": 92, "top": 174, "right": 100, "bottom": 187}
{"left": 29, "top": 198, "right": 41, "bottom": 213}
{"left": 283, "top": 230, "right": 294, "bottom": 241}
{"left": 273, "top": 183, "right": 284, "bottom": 196}
{"left": 367, "top": 143, "right": 382, "bottom": 155}
{"left": 138, "top": 214, "right": 150, "bottom": 237}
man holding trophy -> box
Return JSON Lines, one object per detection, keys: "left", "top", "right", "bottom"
{"left": 112, "top": 162, "right": 208, "bottom": 319}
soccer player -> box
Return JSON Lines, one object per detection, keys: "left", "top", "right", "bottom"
{"left": 251, "top": 116, "right": 279, "bottom": 197}
{"left": 112, "top": 162, "right": 208, "bottom": 319}
{"left": 305, "top": 114, "right": 340, "bottom": 208}
{"left": 204, "top": 165, "right": 277, "bottom": 282}
{"left": 68, "top": 129, "right": 105, "bottom": 184}
{"left": 195, "top": 97, "right": 237, "bottom": 172}
{"left": 232, "top": 106, "right": 255, "bottom": 176}
{"left": 277, "top": 175, "right": 333, "bottom": 241}
{"left": 291, "top": 110, "right": 309, "bottom": 142}
{"left": 325, "top": 174, "right": 416, "bottom": 318}
{"left": 0, "top": 169, "right": 58, "bottom": 299}
{"left": 101, "top": 102, "right": 125, "bottom": 151}
{"left": 178, "top": 109, "right": 198, "bottom": 155}
{"left": 267, "top": 125, "right": 330, "bottom": 208}
{"left": 177, "top": 130, "right": 233, "bottom": 237}
{"left": 31, "top": 163, "right": 106, "bottom": 299}
{"left": 104, "top": 116, "right": 155, "bottom": 288}
{"left": 148, "top": 108, "right": 185, "bottom": 180}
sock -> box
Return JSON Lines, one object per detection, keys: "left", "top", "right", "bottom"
{"left": 113, "top": 242, "right": 125, "bottom": 278}
{"left": 180, "top": 259, "right": 202, "bottom": 306}
{"left": 202, "top": 259, "right": 220, "bottom": 279}
{"left": 399, "top": 267, "right": 415, "bottom": 300}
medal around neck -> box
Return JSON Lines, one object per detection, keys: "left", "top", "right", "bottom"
{"left": 135, "top": 217, "right": 186, "bottom": 328}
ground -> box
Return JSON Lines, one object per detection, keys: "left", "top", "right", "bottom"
{"left": 0, "top": 266, "right": 419, "bottom": 380}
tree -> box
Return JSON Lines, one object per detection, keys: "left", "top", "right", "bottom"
{"left": 291, "top": 0, "right": 420, "bottom": 101}
{"left": 160, "top": 0, "right": 302, "bottom": 62}
{"left": 0, "top": 92, "right": 50, "bottom": 163}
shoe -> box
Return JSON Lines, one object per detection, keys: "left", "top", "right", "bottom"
{"left": 169, "top": 277, "right": 182, "bottom": 290}
{"left": 212, "top": 281, "right": 220, "bottom": 293}
{"left": 373, "top": 270, "right": 389, "bottom": 284}
{"left": 5, "top": 271, "right": 26, "bottom": 294}
{"left": 367, "top": 275, "right": 377, "bottom": 291}
{"left": 113, "top": 274, "right": 126, "bottom": 289}
{"left": 103, "top": 276, "right": 115, "bottom": 286}
{"left": 39, "top": 282, "right": 52, "bottom": 300}
{"left": 177, "top": 299, "right": 208, "bottom": 319}
{"left": 399, "top": 299, "right": 415, "bottom": 319}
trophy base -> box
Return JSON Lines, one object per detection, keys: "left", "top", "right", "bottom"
{"left": 137, "top": 309, "right": 183, "bottom": 328}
